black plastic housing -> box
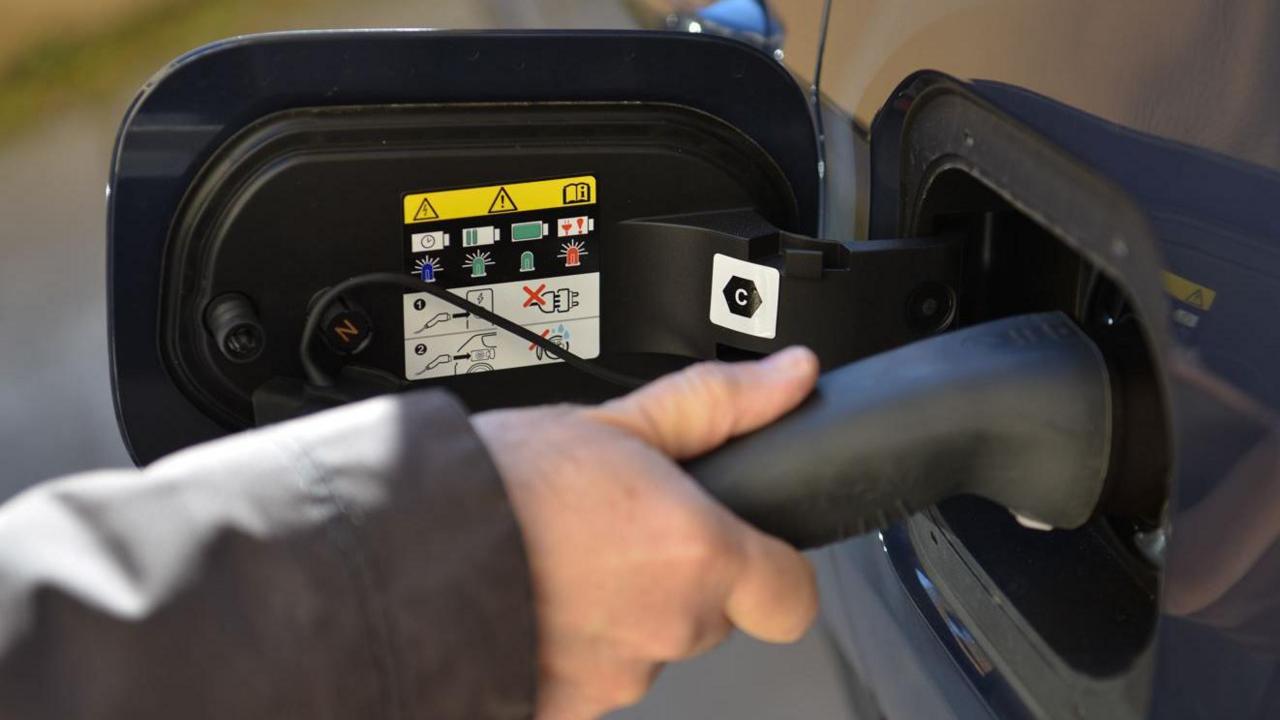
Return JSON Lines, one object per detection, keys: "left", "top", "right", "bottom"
{"left": 688, "top": 311, "right": 1113, "bottom": 545}
{"left": 108, "top": 31, "right": 823, "bottom": 463}
{"left": 163, "top": 103, "right": 799, "bottom": 427}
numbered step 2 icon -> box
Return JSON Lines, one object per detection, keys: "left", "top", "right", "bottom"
{"left": 410, "top": 342, "right": 455, "bottom": 378}
{"left": 455, "top": 332, "right": 499, "bottom": 375}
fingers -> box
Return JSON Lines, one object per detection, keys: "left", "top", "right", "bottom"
{"left": 536, "top": 648, "right": 662, "bottom": 720}
{"left": 584, "top": 347, "right": 820, "bottom": 641}
{"left": 724, "top": 527, "right": 818, "bottom": 644}
{"left": 590, "top": 346, "right": 819, "bottom": 460}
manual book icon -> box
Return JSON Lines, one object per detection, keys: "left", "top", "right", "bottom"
{"left": 563, "top": 181, "right": 592, "bottom": 205}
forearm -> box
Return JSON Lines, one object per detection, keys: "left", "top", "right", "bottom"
{"left": 0, "top": 391, "right": 535, "bottom": 719}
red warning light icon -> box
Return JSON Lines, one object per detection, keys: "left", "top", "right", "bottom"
{"left": 558, "top": 240, "right": 587, "bottom": 268}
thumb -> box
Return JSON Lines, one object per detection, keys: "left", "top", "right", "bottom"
{"left": 726, "top": 527, "right": 819, "bottom": 644}
{"left": 590, "top": 347, "right": 819, "bottom": 460}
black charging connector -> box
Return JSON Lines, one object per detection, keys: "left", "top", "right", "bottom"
{"left": 686, "top": 311, "right": 1115, "bottom": 547}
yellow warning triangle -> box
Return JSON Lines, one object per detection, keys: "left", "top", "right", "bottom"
{"left": 488, "top": 186, "right": 518, "bottom": 214}
{"left": 1185, "top": 289, "right": 1205, "bottom": 308}
{"left": 412, "top": 197, "right": 439, "bottom": 222}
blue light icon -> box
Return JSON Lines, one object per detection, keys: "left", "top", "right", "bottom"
{"left": 414, "top": 256, "right": 442, "bottom": 282}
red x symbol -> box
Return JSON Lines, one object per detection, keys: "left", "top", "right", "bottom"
{"left": 529, "top": 328, "right": 551, "bottom": 351}
{"left": 522, "top": 283, "right": 547, "bottom": 308}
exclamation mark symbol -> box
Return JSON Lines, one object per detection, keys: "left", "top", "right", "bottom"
{"left": 488, "top": 187, "right": 518, "bottom": 214}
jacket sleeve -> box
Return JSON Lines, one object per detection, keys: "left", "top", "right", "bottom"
{"left": 0, "top": 391, "right": 536, "bottom": 720}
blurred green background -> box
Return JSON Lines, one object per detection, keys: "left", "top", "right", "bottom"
{"left": 0, "top": 0, "right": 638, "bottom": 493}
{"left": 0, "top": 0, "right": 640, "bottom": 137}
{"left": 1, "top": 0, "right": 309, "bottom": 135}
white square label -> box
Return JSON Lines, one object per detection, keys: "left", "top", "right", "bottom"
{"left": 709, "top": 254, "right": 780, "bottom": 339}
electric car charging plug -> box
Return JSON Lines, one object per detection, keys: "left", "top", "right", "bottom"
{"left": 685, "top": 312, "right": 1115, "bottom": 549}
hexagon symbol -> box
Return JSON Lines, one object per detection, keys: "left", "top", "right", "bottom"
{"left": 722, "top": 276, "right": 763, "bottom": 318}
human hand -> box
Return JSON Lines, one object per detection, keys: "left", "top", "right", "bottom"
{"left": 472, "top": 348, "right": 821, "bottom": 720}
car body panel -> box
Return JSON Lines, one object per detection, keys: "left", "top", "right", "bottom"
{"left": 809, "top": 5, "right": 1280, "bottom": 716}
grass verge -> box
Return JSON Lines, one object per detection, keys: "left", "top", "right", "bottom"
{"left": 0, "top": 0, "right": 312, "bottom": 137}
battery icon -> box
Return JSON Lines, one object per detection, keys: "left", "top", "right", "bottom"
{"left": 410, "top": 230, "right": 450, "bottom": 252}
{"left": 462, "top": 226, "right": 500, "bottom": 247}
{"left": 511, "top": 221, "right": 549, "bottom": 242}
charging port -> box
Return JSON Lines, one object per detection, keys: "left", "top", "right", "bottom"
{"left": 857, "top": 73, "right": 1178, "bottom": 720}
{"left": 913, "top": 166, "right": 1168, "bottom": 677}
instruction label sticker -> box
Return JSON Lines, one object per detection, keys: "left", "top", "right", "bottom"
{"left": 402, "top": 275, "right": 600, "bottom": 379}
{"left": 1162, "top": 270, "right": 1217, "bottom": 311}
{"left": 709, "top": 254, "right": 780, "bottom": 339}
{"left": 404, "top": 176, "right": 597, "bottom": 224}
{"left": 400, "top": 175, "right": 600, "bottom": 381}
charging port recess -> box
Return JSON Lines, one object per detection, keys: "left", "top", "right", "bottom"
{"left": 867, "top": 72, "right": 1173, "bottom": 720}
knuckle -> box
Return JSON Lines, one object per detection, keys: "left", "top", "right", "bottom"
{"left": 645, "top": 621, "right": 701, "bottom": 659}
{"left": 592, "top": 666, "right": 653, "bottom": 708}
{"left": 669, "top": 514, "right": 734, "bottom": 569}
{"left": 609, "top": 676, "right": 650, "bottom": 707}
{"left": 678, "top": 362, "right": 738, "bottom": 441}
{"left": 681, "top": 362, "right": 732, "bottom": 403}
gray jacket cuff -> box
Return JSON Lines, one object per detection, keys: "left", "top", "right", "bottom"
{"left": 0, "top": 390, "right": 536, "bottom": 719}
{"left": 259, "top": 390, "right": 538, "bottom": 719}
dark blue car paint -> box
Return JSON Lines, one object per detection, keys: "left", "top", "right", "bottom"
{"left": 822, "top": 71, "right": 1280, "bottom": 719}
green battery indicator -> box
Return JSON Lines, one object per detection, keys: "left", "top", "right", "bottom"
{"left": 511, "top": 220, "right": 549, "bottom": 242}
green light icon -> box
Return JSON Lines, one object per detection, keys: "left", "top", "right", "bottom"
{"left": 464, "top": 251, "right": 494, "bottom": 278}
{"left": 519, "top": 251, "right": 536, "bottom": 273}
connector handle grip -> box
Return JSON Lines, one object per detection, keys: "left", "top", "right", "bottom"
{"left": 685, "top": 312, "right": 1112, "bottom": 549}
